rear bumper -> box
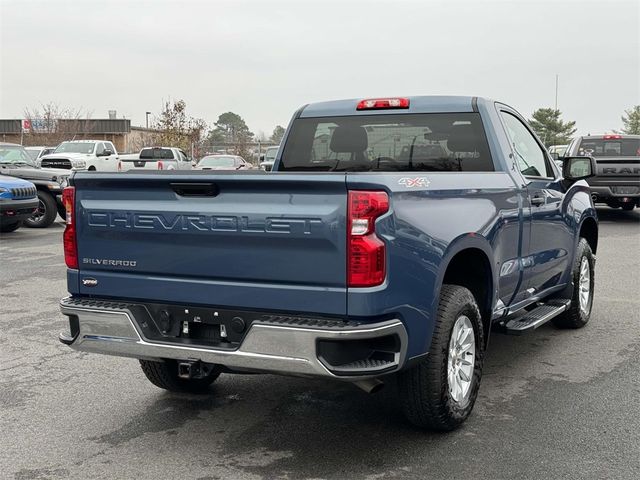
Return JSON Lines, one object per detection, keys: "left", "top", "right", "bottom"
{"left": 58, "top": 296, "right": 408, "bottom": 380}
{"left": 588, "top": 184, "right": 640, "bottom": 202}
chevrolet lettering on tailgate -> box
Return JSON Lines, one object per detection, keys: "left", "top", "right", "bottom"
{"left": 87, "top": 212, "right": 323, "bottom": 234}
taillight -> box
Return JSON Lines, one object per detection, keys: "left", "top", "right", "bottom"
{"left": 117, "top": 160, "right": 122, "bottom": 171}
{"left": 603, "top": 134, "right": 622, "bottom": 139}
{"left": 348, "top": 190, "right": 389, "bottom": 287}
{"left": 62, "top": 187, "right": 78, "bottom": 269}
{"left": 356, "top": 98, "right": 409, "bottom": 110}
{"left": 157, "top": 161, "right": 164, "bottom": 170}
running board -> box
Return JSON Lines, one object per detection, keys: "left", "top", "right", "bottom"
{"left": 500, "top": 299, "right": 571, "bottom": 335}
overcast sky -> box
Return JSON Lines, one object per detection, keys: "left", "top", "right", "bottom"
{"left": 1, "top": 0, "right": 638, "bottom": 137}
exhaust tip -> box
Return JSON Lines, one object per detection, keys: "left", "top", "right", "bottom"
{"left": 354, "top": 378, "right": 384, "bottom": 394}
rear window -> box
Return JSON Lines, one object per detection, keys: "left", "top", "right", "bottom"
{"left": 279, "top": 113, "right": 494, "bottom": 172}
{"left": 140, "top": 148, "right": 175, "bottom": 159}
{"left": 576, "top": 138, "right": 640, "bottom": 157}
{"left": 199, "top": 156, "right": 235, "bottom": 167}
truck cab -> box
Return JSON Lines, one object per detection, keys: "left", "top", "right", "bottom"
{"left": 118, "top": 147, "right": 192, "bottom": 172}
{"left": 40, "top": 140, "right": 120, "bottom": 171}
{"left": 259, "top": 146, "right": 279, "bottom": 171}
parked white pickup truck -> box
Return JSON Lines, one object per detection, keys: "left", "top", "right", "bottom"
{"left": 118, "top": 147, "right": 192, "bottom": 171}
{"left": 40, "top": 140, "right": 120, "bottom": 171}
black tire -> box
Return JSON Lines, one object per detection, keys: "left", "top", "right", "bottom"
{"left": 553, "top": 238, "right": 595, "bottom": 329}
{"left": 621, "top": 204, "right": 635, "bottom": 211}
{"left": 397, "top": 285, "right": 484, "bottom": 431}
{"left": 0, "top": 220, "right": 22, "bottom": 233}
{"left": 139, "top": 359, "right": 221, "bottom": 393}
{"left": 88, "top": 166, "right": 96, "bottom": 171}
{"left": 24, "top": 191, "right": 57, "bottom": 228}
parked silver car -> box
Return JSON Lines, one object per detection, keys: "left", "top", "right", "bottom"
{"left": 194, "top": 155, "right": 253, "bottom": 171}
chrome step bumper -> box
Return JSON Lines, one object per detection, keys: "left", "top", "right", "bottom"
{"left": 58, "top": 297, "right": 408, "bottom": 380}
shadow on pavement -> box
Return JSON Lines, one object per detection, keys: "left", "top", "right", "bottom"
{"left": 97, "top": 324, "right": 577, "bottom": 479}
{"left": 595, "top": 206, "right": 640, "bottom": 223}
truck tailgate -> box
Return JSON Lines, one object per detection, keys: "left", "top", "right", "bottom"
{"left": 72, "top": 172, "right": 347, "bottom": 315}
{"left": 590, "top": 156, "right": 640, "bottom": 189}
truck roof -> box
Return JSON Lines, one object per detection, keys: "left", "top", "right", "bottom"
{"left": 576, "top": 134, "right": 640, "bottom": 139}
{"left": 140, "top": 146, "right": 181, "bottom": 150}
{"left": 300, "top": 95, "right": 493, "bottom": 118}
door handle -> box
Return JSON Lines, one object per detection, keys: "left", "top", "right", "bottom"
{"left": 531, "top": 194, "right": 545, "bottom": 206}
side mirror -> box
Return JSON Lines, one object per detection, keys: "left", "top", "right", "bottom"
{"left": 102, "top": 149, "right": 114, "bottom": 157}
{"left": 259, "top": 154, "right": 265, "bottom": 161}
{"left": 562, "top": 156, "right": 596, "bottom": 181}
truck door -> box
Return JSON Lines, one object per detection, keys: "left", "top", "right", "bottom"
{"left": 95, "top": 142, "right": 117, "bottom": 171}
{"left": 178, "top": 150, "right": 190, "bottom": 170}
{"left": 499, "top": 110, "right": 573, "bottom": 297}
{"left": 104, "top": 141, "right": 119, "bottom": 171}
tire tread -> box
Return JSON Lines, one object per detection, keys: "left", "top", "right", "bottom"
{"left": 552, "top": 238, "right": 594, "bottom": 329}
{"left": 398, "top": 285, "right": 484, "bottom": 431}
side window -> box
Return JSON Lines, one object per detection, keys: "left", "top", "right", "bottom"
{"left": 500, "top": 112, "right": 551, "bottom": 178}
{"left": 95, "top": 143, "right": 105, "bottom": 155}
{"left": 105, "top": 142, "right": 116, "bottom": 154}
{"left": 179, "top": 150, "right": 188, "bottom": 161}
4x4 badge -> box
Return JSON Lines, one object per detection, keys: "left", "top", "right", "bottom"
{"left": 82, "top": 278, "right": 98, "bottom": 287}
{"left": 398, "top": 177, "right": 430, "bottom": 188}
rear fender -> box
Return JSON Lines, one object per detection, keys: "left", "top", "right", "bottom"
{"left": 435, "top": 234, "right": 497, "bottom": 337}
{"left": 561, "top": 180, "right": 598, "bottom": 282}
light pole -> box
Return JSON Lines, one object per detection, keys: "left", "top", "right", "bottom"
{"left": 145, "top": 112, "right": 151, "bottom": 129}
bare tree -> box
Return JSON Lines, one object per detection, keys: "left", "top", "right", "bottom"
{"left": 22, "top": 102, "right": 92, "bottom": 146}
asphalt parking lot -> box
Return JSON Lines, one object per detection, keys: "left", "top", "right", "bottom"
{"left": 1, "top": 208, "right": 639, "bottom": 480}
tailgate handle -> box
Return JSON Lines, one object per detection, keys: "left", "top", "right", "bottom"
{"left": 170, "top": 182, "right": 218, "bottom": 197}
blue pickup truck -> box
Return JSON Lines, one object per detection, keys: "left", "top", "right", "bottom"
{"left": 58, "top": 96, "right": 598, "bottom": 430}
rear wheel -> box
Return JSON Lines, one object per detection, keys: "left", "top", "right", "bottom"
{"left": 24, "top": 191, "right": 57, "bottom": 228}
{"left": 398, "top": 285, "right": 484, "bottom": 430}
{"left": 139, "top": 359, "right": 221, "bottom": 393}
{"left": 553, "top": 238, "right": 595, "bottom": 329}
{"left": 0, "top": 220, "right": 22, "bottom": 233}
